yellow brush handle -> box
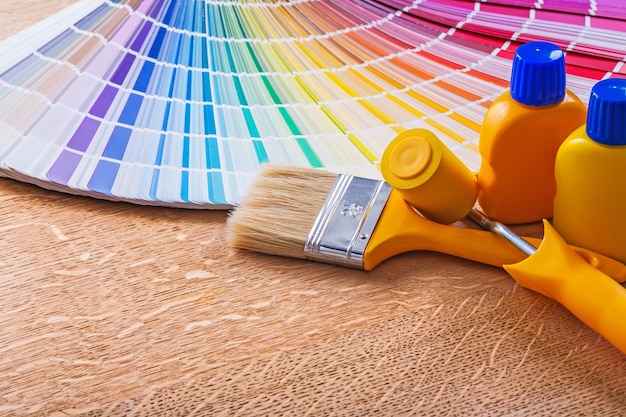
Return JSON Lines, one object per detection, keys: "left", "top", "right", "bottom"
{"left": 504, "top": 220, "right": 626, "bottom": 355}
{"left": 364, "top": 190, "right": 527, "bottom": 270}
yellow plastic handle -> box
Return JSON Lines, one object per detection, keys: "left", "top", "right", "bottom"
{"left": 504, "top": 220, "right": 626, "bottom": 355}
{"left": 363, "top": 190, "right": 528, "bottom": 270}
{"left": 523, "top": 237, "right": 626, "bottom": 284}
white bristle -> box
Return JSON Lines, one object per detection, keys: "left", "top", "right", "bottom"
{"left": 226, "top": 165, "right": 338, "bottom": 259}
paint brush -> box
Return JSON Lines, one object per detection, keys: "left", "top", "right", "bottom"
{"left": 227, "top": 165, "right": 541, "bottom": 271}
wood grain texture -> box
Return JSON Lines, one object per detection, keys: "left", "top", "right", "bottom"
{"left": 0, "top": 3, "right": 624, "bottom": 415}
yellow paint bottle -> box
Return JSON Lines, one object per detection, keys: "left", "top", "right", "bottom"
{"left": 553, "top": 78, "right": 626, "bottom": 264}
{"left": 477, "top": 41, "right": 586, "bottom": 224}
{"left": 380, "top": 128, "right": 478, "bottom": 224}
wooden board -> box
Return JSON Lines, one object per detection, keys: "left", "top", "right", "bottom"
{"left": 0, "top": 2, "right": 624, "bottom": 415}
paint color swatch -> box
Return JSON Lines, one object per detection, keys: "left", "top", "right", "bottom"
{"left": 0, "top": 0, "right": 624, "bottom": 208}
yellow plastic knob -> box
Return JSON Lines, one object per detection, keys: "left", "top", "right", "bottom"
{"left": 387, "top": 136, "right": 432, "bottom": 180}
{"left": 381, "top": 129, "right": 478, "bottom": 224}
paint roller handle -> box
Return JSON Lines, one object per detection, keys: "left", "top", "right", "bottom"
{"left": 504, "top": 220, "right": 626, "bottom": 355}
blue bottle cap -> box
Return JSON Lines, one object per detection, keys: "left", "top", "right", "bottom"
{"left": 586, "top": 78, "right": 626, "bottom": 146}
{"left": 510, "top": 42, "right": 566, "bottom": 106}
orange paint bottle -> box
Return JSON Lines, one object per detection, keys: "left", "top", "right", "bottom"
{"left": 477, "top": 42, "right": 586, "bottom": 224}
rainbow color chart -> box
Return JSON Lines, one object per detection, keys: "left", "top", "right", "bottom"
{"left": 0, "top": 0, "right": 625, "bottom": 208}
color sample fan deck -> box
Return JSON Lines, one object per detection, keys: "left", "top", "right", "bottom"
{"left": 0, "top": 0, "right": 624, "bottom": 208}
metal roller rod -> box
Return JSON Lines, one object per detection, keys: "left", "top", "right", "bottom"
{"left": 467, "top": 208, "right": 537, "bottom": 257}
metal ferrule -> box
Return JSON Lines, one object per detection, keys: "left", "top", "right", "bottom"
{"left": 304, "top": 174, "right": 392, "bottom": 269}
